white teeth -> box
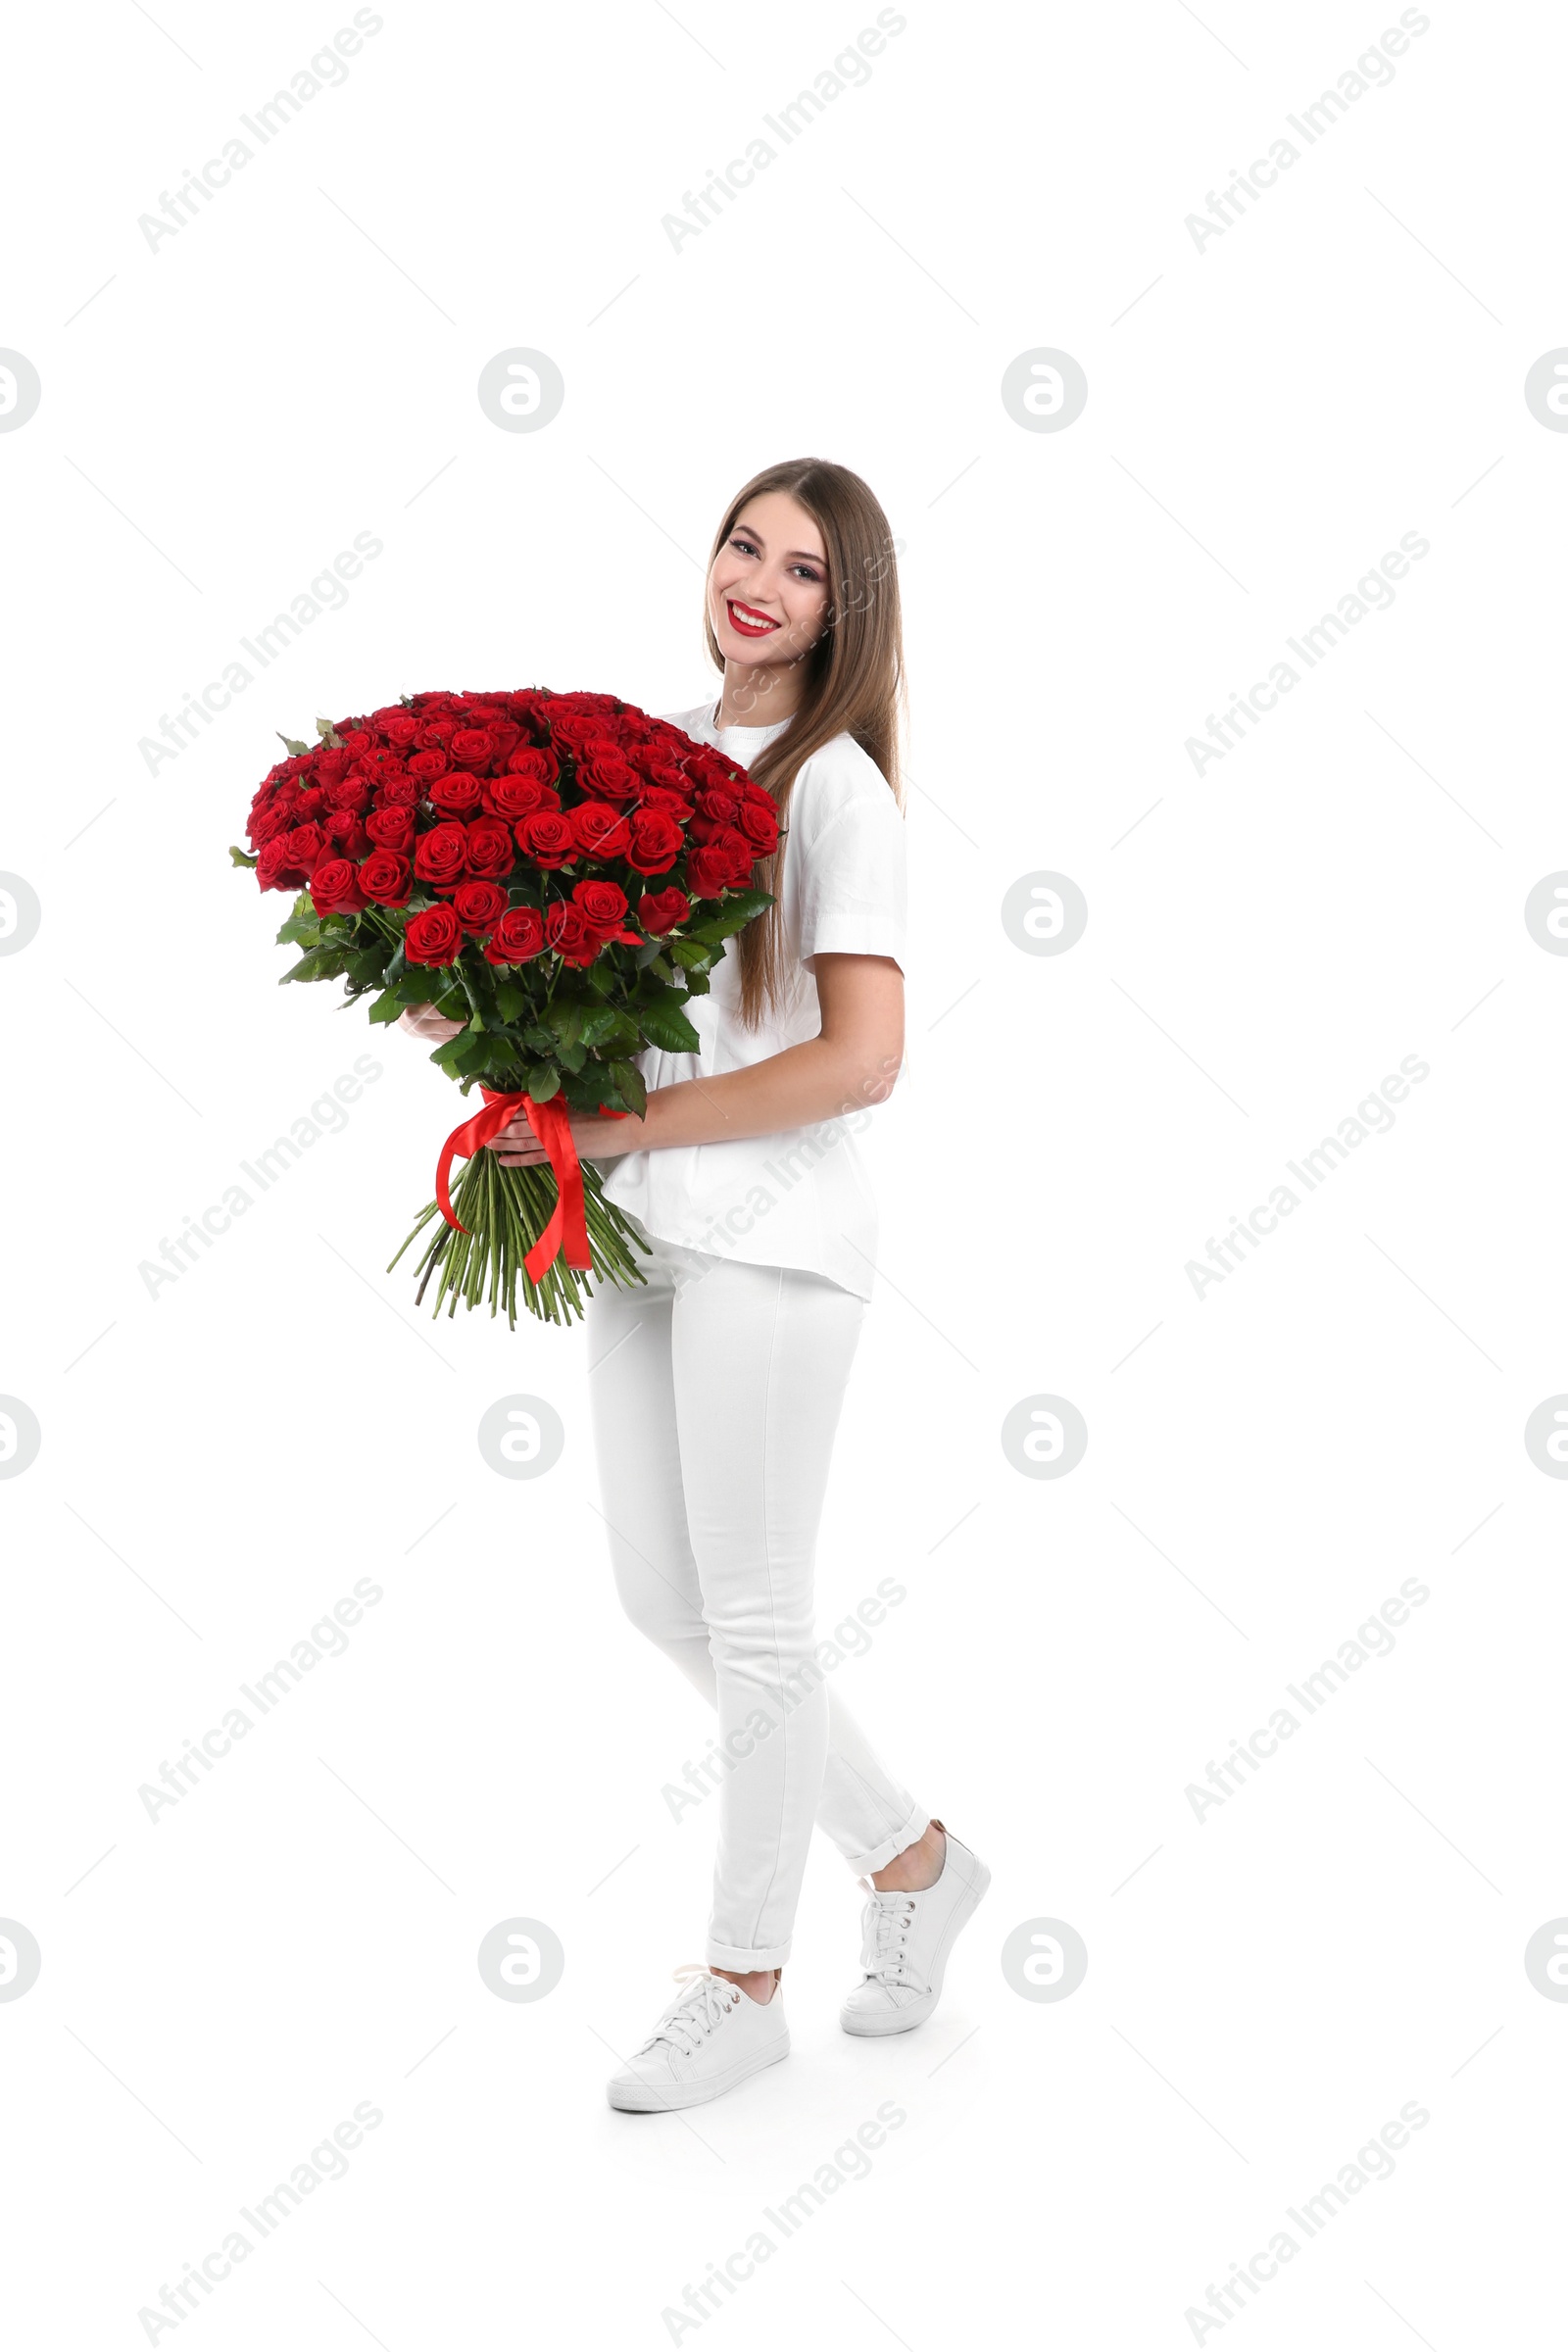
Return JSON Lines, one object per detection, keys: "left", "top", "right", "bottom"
{"left": 731, "top": 605, "right": 776, "bottom": 628}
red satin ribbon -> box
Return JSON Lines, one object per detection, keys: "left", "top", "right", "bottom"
{"left": 436, "top": 1086, "right": 627, "bottom": 1282}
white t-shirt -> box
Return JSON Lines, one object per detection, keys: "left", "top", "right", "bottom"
{"left": 598, "top": 699, "right": 906, "bottom": 1300}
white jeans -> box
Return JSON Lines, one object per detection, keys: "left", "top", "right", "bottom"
{"left": 587, "top": 1228, "right": 928, "bottom": 1970}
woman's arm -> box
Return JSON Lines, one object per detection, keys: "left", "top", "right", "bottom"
{"left": 401, "top": 955, "right": 905, "bottom": 1166}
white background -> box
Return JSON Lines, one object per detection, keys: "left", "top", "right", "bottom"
{"left": 2, "top": 1, "right": 1563, "bottom": 2343}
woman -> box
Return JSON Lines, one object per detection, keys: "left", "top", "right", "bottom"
{"left": 404, "top": 460, "right": 987, "bottom": 2112}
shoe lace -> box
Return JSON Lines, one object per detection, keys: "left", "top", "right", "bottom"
{"left": 858, "top": 1888, "right": 918, "bottom": 1985}
{"left": 636, "top": 1965, "right": 741, "bottom": 2058}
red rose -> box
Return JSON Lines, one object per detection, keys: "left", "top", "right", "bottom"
{"left": 256, "top": 836, "right": 301, "bottom": 891}
{"left": 546, "top": 902, "right": 599, "bottom": 966}
{"left": 340, "top": 728, "right": 373, "bottom": 758}
{"left": 414, "top": 821, "right": 469, "bottom": 894}
{"left": 322, "top": 809, "right": 370, "bottom": 858}
{"left": 642, "top": 757, "right": 691, "bottom": 795}
{"left": 577, "top": 746, "right": 640, "bottom": 801}
{"left": 405, "top": 905, "right": 465, "bottom": 966}
{"left": 506, "top": 746, "right": 560, "bottom": 785}
{"left": 685, "top": 843, "right": 734, "bottom": 899}
{"left": 415, "top": 719, "right": 456, "bottom": 751}
{"left": 639, "top": 784, "right": 695, "bottom": 819}
{"left": 517, "top": 809, "right": 577, "bottom": 867}
{"left": 465, "top": 816, "right": 516, "bottom": 879}
{"left": 569, "top": 800, "right": 632, "bottom": 858}
{"left": 374, "top": 772, "right": 420, "bottom": 808}
{"left": 638, "top": 887, "right": 691, "bottom": 936}
{"left": 310, "top": 857, "right": 368, "bottom": 916}
{"left": 546, "top": 713, "right": 607, "bottom": 755}
{"left": 292, "top": 787, "right": 325, "bottom": 821}
{"left": 375, "top": 710, "right": 420, "bottom": 750}
{"left": 408, "top": 747, "right": 449, "bottom": 785}
{"left": 624, "top": 808, "right": 684, "bottom": 875}
{"left": 450, "top": 726, "right": 494, "bottom": 769}
{"left": 483, "top": 906, "right": 547, "bottom": 965}
{"left": 283, "top": 822, "right": 324, "bottom": 871}
{"left": 360, "top": 850, "right": 412, "bottom": 907}
{"left": 698, "top": 787, "right": 741, "bottom": 825}
{"left": 572, "top": 878, "right": 628, "bottom": 933}
{"left": 482, "top": 772, "right": 561, "bottom": 822}
{"left": 248, "top": 801, "right": 289, "bottom": 847}
{"left": 428, "top": 771, "right": 484, "bottom": 817}
{"left": 453, "top": 878, "right": 510, "bottom": 935}
{"left": 738, "top": 795, "right": 779, "bottom": 853}
{"left": 366, "top": 805, "right": 416, "bottom": 852}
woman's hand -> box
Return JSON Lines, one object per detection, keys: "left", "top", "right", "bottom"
{"left": 398, "top": 1002, "right": 466, "bottom": 1046}
{"left": 488, "top": 1107, "right": 640, "bottom": 1166}
{"left": 488, "top": 1107, "right": 641, "bottom": 1165}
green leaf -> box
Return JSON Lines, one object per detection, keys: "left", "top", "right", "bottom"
{"left": 454, "top": 1032, "right": 496, "bottom": 1074}
{"left": 526, "top": 1063, "right": 562, "bottom": 1102}
{"left": 229, "top": 844, "right": 259, "bottom": 867}
{"left": 278, "top": 947, "right": 351, "bottom": 984}
{"left": 315, "top": 716, "right": 345, "bottom": 747}
{"left": 494, "top": 981, "right": 526, "bottom": 1022}
{"left": 686, "top": 888, "right": 775, "bottom": 945}
{"left": 608, "top": 1060, "right": 648, "bottom": 1118}
{"left": 579, "top": 1005, "right": 634, "bottom": 1051}
{"left": 665, "top": 938, "right": 710, "bottom": 970}
{"left": 276, "top": 732, "right": 312, "bottom": 758}
{"left": 547, "top": 1000, "right": 587, "bottom": 1050}
{"left": 347, "top": 949, "right": 387, "bottom": 985}
{"left": 366, "top": 990, "right": 404, "bottom": 1025}
{"left": 275, "top": 913, "right": 321, "bottom": 949}
{"left": 557, "top": 1041, "right": 586, "bottom": 1074}
{"left": 637, "top": 1002, "right": 703, "bottom": 1055}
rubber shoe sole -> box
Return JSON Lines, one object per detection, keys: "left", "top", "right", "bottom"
{"left": 607, "top": 2034, "right": 790, "bottom": 2112}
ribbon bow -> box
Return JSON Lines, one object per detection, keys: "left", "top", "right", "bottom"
{"left": 435, "top": 1087, "right": 626, "bottom": 1283}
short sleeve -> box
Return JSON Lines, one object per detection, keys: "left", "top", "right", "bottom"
{"left": 795, "top": 795, "right": 906, "bottom": 970}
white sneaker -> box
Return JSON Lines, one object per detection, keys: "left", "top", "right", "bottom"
{"left": 840, "top": 1821, "right": 990, "bottom": 2036}
{"left": 607, "top": 1966, "right": 789, "bottom": 2112}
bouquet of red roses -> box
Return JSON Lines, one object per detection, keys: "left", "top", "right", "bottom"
{"left": 231, "top": 688, "right": 777, "bottom": 1326}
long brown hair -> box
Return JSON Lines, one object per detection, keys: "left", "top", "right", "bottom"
{"left": 702, "top": 459, "right": 906, "bottom": 1029}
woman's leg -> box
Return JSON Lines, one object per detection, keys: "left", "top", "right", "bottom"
{"left": 667, "top": 1252, "right": 887, "bottom": 1969}
{"left": 587, "top": 1242, "right": 928, "bottom": 1893}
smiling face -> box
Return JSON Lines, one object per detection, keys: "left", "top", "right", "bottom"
{"left": 708, "top": 490, "right": 832, "bottom": 678}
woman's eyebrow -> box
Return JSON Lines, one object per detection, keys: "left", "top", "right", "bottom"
{"left": 732, "top": 523, "right": 826, "bottom": 565}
